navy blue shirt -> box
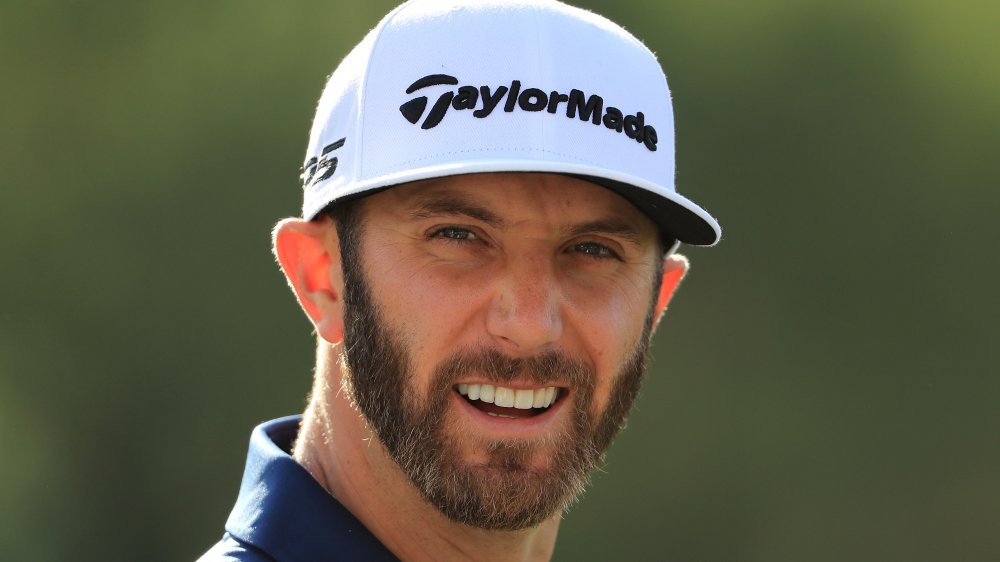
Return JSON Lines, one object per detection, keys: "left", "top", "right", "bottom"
{"left": 198, "top": 416, "right": 400, "bottom": 561}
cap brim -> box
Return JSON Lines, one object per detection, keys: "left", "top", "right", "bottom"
{"left": 305, "top": 159, "right": 721, "bottom": 247}
{"left": 572, "top": 175, "right": 720, "bottom": 246}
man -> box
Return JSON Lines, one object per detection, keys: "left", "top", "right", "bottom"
{"left": 199, "top": 0, "right": 720, "bottom": 560}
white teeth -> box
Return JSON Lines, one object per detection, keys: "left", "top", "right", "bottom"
{"left": 494, "top": 386, "right": 515, "bottom": 408}
{"left": 513, "top": 389, "right": 534, "bottom": 409}
{"left": 532, "top": 388, "right": 548, "bottom": 408}
{"left": 479, "top": 384, "right": 495, "bottom": 403}
{"left": 457, "top": 384, "right": 560, "bottom": 409}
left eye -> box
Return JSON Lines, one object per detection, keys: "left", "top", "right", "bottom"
{"left": 572, "top": 242, "right": 616, "bottom": 258}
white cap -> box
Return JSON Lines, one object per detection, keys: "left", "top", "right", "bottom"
{"left": 300, "top": 0, "right": 721, "bottom": 246}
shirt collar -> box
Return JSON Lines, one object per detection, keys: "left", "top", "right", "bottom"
{"left": 225, "top": 415, "right": 399, "bottom": 561}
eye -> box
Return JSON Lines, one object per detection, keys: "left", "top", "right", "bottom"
{"left": 431, "top": 226, "right": 479, "bottom": 242}
{"left": 571, "top": 241, "right": 619, "bottom": 259}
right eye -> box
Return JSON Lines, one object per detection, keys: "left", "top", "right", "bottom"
{"left": 432, "top": 227, "right": 479, "bottom": 242}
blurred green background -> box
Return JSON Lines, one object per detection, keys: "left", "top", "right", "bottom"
{"left": 1, "top": 0, "right": 997, "bottom": 560}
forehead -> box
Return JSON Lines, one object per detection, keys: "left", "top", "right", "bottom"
{"left": 362, "top": 172, "right": 659, "bottom": 237}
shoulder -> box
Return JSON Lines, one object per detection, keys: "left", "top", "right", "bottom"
{"left": 196, "top": 533, "right": 276, "bottom": 562}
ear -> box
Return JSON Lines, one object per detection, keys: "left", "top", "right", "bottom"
{"left": 272, "top": 217, "right": 345, "bottom": 343}
{"left": 651, "top": 254, "right": 689, "bottom": 332}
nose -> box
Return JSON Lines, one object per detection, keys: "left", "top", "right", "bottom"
{"left": 485, "top": 253, "right": 564, "bottom": 355}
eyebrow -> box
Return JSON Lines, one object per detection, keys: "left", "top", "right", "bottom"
{"left": 407, "top": 192, "right": 648, "bottom": 248}
{"left": 564, "top": 218, "right": 646, "bottom": 248}
{"left": 408, "top": 194, "right": 506, "bottom": 228}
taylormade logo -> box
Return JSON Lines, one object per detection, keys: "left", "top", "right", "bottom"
{"left": 399, "top": 74, "right": 659, "bottom": 152}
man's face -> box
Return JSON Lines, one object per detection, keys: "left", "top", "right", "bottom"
{"left": 336, "top": 173, "right": 663, "bottom": 530}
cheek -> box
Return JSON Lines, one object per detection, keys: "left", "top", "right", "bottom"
{"left": 567, "top": 276, "right": 650, "bottom": 347}
{"left": 368, "top": 262, "right": 489, "bottom": 390}
{"left": 565, "top": 284, "right": 651, "bottom": 415}
{"left": 392, "top": 273, "right": 484, "bottom": 335}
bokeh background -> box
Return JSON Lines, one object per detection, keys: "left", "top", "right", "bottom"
{"left": 2, "top": 0, "right": 997, "bottom": 560}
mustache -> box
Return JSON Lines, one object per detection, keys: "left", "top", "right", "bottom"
{"left": 433, "top": 347, "right": 593, "bottom": 387}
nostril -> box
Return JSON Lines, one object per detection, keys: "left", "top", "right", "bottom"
{"left": 485, "top": 301, "right": 563, "bottom": 353}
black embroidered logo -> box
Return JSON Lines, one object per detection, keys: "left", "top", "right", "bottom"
{"left": 301, "top": 137, "right": 346, "bottom": 187}
{"left": 398, "top": 74, "right": 658, "bottom": 152}
{"left": 399, "top": 74, "right": 461, "bottom": 130}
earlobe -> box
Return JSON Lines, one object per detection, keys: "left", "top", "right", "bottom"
{"left": 272, "top": 217, "right": 346, "bottom": 343}
{"left": 651, "top": 254, "right": 689, "bottom": 331}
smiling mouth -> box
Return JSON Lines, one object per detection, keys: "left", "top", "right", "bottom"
{"left": 455, "top": 383, "right": 562, "bottom": 419}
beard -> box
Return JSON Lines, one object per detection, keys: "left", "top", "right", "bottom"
{"left": 337, "top": 220, "right": 654, "bottom": 531}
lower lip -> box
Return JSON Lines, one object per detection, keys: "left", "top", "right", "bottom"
{"left": 451, "top": 389, "right": 568, "bottom": 437}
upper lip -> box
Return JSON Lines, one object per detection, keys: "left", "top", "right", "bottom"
{"left": 453, "top": 380, "right": 566, "bottom": 390}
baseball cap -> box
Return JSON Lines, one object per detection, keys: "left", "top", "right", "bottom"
{"left": 300, "top": 0, "right": 722, "bottom": 246}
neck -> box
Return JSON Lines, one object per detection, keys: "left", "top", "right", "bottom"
{"left": 292, "top": 342, "right": 561, "bottom": 562}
